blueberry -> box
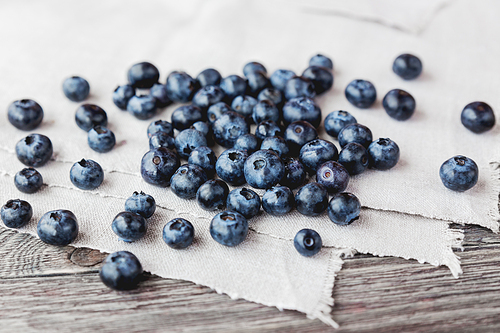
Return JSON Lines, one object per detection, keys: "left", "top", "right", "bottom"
{"left": 295, "top": 182, "right": 328, "bottom": 216}
{"left": 309, "top": 54, "right": 333, "bottom": 70}
{"left": 299, "top": 139, "right": 339, "bottom": 173}
{"left": 14, "top": 167, "right": 43, "bottom": 194}
{"left": 197, "top": 68, "right": 222, "bottom": 87}
{"left": 212, "top": 111, "right": 249, "bottom": 148}
{"left": 294, "top": 229, "right": 322, "bottom": 257}
{"left": 393, "top": 54, "right": 422, "bottom": 80}
{"left": 255, "top": 120, "right": 282, "bottom": 140}
{"left": 192, "top": 85, "right": 225, "bottom": 110}
{"left": 233, "top": 133, "right": 260, "bottom": 154}
{"left": 244, "top": 149, "right": 285, "bottom": 189}
{"left": 16, "top": 134, "right": 53, "bottom": 167}
{"left": 338, "top": 143, "right": 369, "bottom": 175}
{"left": 261, "top": 136, "right": 289, "bottom": 157}
{"left": 163, "top": 218, "right": 195, "bottom": 249}
{"left": 37, "top": 210, "right": 79, "bottom": 246}
{"left": 284, "top": 120, "right": 318, "bottom": 155}
{"left": 112, "top": 85, "right": 135, "bottom": 110}
{"left": 62, "top": 76, "right": 90, "bottom": 102}
{"left": 141, "top": 148, "right": 180, "bottom": 187}
{"left": 220, "top": 75, "right": 247, "bottom": 102}
{"left": 149, "top": 132, "right": 175, "bottom": 150}
{"left": 257, "top": 88, "right": 283, "bottom": 107}
{"left": 190, "top": 121, "right": 213, "bottom": 146}
{"left": 226, "top": 188, "right": 261, "bottom": 219}
{"left": 112, "top": 211, "right": 147, "bottom": 242}
{"left": 461, "top": 102, "right": 496, "bottom": 133}
{"left": 171, "top": 105, "right": 204, "bottom": 131}
{"left": 127, "top": 95, "right": 157, "bottom": 120}
{"left": 197, "top": 179, "right": 229, "bottom": 210}
{"left": 171, "top": 164, "right": 208, "bottom": 199}
{"left": 125, "top": 191, "right": 156, "bottom": 218}
{"left": 165, "top": 71, "right": 199, "bottom": 103}
{"left": 328, "top": 192, "right": 361, "bottom": 225}
{"left": 324, "top": 110, "right": 357, "bottom": 138}
{"left": 383, "top": 89, "right": 416, "bottom": 121}
{"left": 282, "top": 97, "right": 322, "bottom": 128}
{"left": 243, "top": 61, "right": 267, "bottom": 76}
{"left": 88, "top": 126, "right": 116, "bottom": 153}
{"left": 215, "top": 149, "right": 248, "bottom": 186}
{"left": 262, "top": 186, "right": 294, "bottom": 216}
{"left": 75, "top": 104, "right": 107, "bottom": 131}
{"left": 150, "top": 83, "right": 173, "bottom": 108}
{"left": 280, "top": 157, "right": 306, "bottom": 189}
{"left": 245, "top": 70, "right": 270, "bottom": 97}
{"left": 99, "top": 251, "right": 143, "bottom": 290}
{"left": 270, "top": 69, "right": 296, "bottom": 92}
{"left": 147, "top": 119, "right": 174, "bottom": 138}
{"left": 367, "top": 138, "right": 400, "bottom": 170}
{"left": 175, "top": 128, "right": 207, "bottom": 160}
{"left": 8, "top": 99, "right": 44, "bottom": 130}
{"left": 210, "top": 211, "right": 248, "bottom": 247}
{"left": 70, "top": 159, "right": 104, "bottom": 190}
{"left": 252, "top": 100, "right": 279, "bottom": 124}
{"left": 345, "top": 79, "right": 377, "bottom": 109}
{"left": 316, "top": 161, "right": 349, "bottom": 193}
{"left": 188, "top": 146, "right": 217, "bottom": 178}
{"left": 284, "top": 76, "right": 316, "bottom": 100}
{"left": 231, "top": 95, "right": 258, "bottom": 121}
{"left": 338, "top": 123, "right": 373, "bottom": 148}
{"left": 1, "top": 199, "right": 32, "bottom": 228}
{"left": 207, "top": 102, "right": 231, "bottom": 124}
{"left": 439, "top": 155, "right": 478, "bottom": 192}
{"left": 302, "top": 66, "right": 333, "bottom": 95}
{"left": 127, "top": 62, "right": 160, "bottom": 88}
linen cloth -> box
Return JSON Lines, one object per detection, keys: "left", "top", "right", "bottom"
{"left": 0, "top": 0, "right": 497, "bottom": 327}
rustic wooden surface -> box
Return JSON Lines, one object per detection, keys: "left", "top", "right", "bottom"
{"left": 0, "top": 223, "right": 499, "bottom": 333}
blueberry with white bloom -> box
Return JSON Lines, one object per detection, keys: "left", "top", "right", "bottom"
{"left": 141, "top": 148, "right": 180, "bottom": 187}
{"left": 461, "top": 101, "right": 496, "bottom": 133}
{"left": 188, "top": 146, "right": 217, "bottom": 178}
{"left": 75, "top": 104, "right": 107, "bottom": 131}
{"left": 338, "top": 123, "right": 373, "bottom": 148}
{"left": 367, "top": 138, "right": 400, "bottom": 170}
{"left": 127, "top": 62, "right": 160, "bottom": 89}
{"left": 299, "top": 139, "right": 338, "bottom": 173}
{"left": 324, "top": 110, "right": 357, "bottom": 138}
{"left": 1, "top": 199, "right": 33, "bottom": 229}
{"left": 257, "top": 87, "right": 283, "bottom": 107}
{"left": 212, "top": 111, "right": 249, "bottom": 148}
{"left": 233, "top": 133, "right": 260, "bottom": 154}
{"left": 255, "top": 120, "right": 282, "bottom": 141}
{"left": 112, "top": 85, "right": 135, "bottom": 110}
{"left": 309, "top": 54, "right": 333, "bottom": 70}
{"left": 220, "top": 75, "right": 247, "bottom": 102}
{"left": 345, "top": 79, "right": 377, "bottom": 109}
{"left": 393, "top": 54, "right": 422, "bottom": 80}
{"left": 243, "top": 61, "right": 267, "bottom": 76}
{"left": 226, "top": 188, "right": 261, "bottom": 219}
{"left": 8, "top": 99, "right": 44, "bottom": 130}
{"left": 262, "top": 186, "right": 295, "bottom": 216}
{"left": 175, "top": 128, "right": 207, "bottom": 160}
{"left": 284, "top": 76, "right": 316, "bottom": 100}
{"left": 261, "top": 136, "right": 289, "bottom": 157}
{"left": 16, "top": 134, "right": 53, "bottom": 167}
{"left": 270, "top": 69, "right": 296, "bottom": 92}
{"left": 150, "top": 83, "right": 172, "bottom": 108}
{"left": 127, "top": 95, "right": 157, "bottom": 120}
{"left": 245, "top": 70, "right": 270, "bottom": 97}
{"left": 171, "top": 105, "right": 204, "bottom": 131}
{"left": 170, "top": 164, "right": 208, "bottom": 199}
{"left": 382, "top": 89, "right": 416, "bottom": 121}
{"left": 197, "top": 68, "right": 222, "bottom": 87}
{"left": 294, "top": 229, "right": 322, "bottom": 257}
{"left": 302, "top": 66, "right": 333, "bottom": 95}
{"left": 149, "top": 132, "right": 175, "bottom": 150}
{"left": 282, "top": 97, "right": 322, "bottom": 128}
{"left": 37, "top": 209, "right": 79, "bottom": 246}
{"left": 207, "top": 102, "right": 231, "bottom": 124}
{"left": 252, "top": 100, "right": 279, "bottom": 124}
{"left": 210, "top": 211, "right": 248, "bottom": 247}
{"left": 62, "top": 76, "right": 90, "bottom": 102}
{"left": 295, "top": 182, "right": 328, "bottom": 216}
{"left": 192, "top": 85, "right": 225, "bottom": 110}
{"left": 439, "top": 155, "right": 478, "bottom": 192}
{"left": 284, "top": 120, "right": 318, "bottom": 155}
{"left": 165, "top": 71, "right": 199, "bottom": 103}
{"left": 316, "top": 161, "right": 349, "bottom": 194}
{"left": 231, "top": 95, "right": 258, "bottom": 121}
{"left": 70, "top": 159, "right": 104, "bottom": 190}
{"left": 14, "top": 167, "right": 43, "bottom": 194}
{"left": 244, "top": 149, "right": 285, "bottom": 189}
{"left": 112, "top": 211, "right": 147, "bottom": 242}
{"left": 328, "top": 192, "right": 361, "bottom": 226}
{"left": 147, "top": 119, "right": 174, "bottom": 138}
{"left": 88, "top": 126, "right": 116, "bottom": 153}
{"left": 280, "top": 157, "right": 306, "bottom": 189}
{"left": 338, "top": 142, "right": 369, "bottom": 175}
{"left": 125, "top": 191, "right": 156, "bottom": 218}
{"left": 215, "top": 149, "right": 248, "bottom": 186}
{"left": 100, "top": 251, "right": 143, "bottom": 290}
{"left": 163, "top": 218, "right": 195, "bottom": 249}
{"left": 196, "top": 179, "right": 229, "bottom": 211}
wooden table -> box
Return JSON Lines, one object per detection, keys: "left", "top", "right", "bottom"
{"left": 0, "top": 223, "right": 499, "bottom": 332}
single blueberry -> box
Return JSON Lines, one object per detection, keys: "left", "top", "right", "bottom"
{"left": 270, "top": 69, "right": 296, "bottom": 92}
{"left": 324, "top": 110, "right": 357, "bottom": 138}
{"left": 16, "top": 134, "right": 53, "bottom": 167}
{"left": 192, "top": 85, "right": 225, "bottom": 110}
{"left": 7, "top": 99, "right": 44, "bottom": 131}
{"left": 393, "top": 54, "right": 422, "bottom": 80}
{"left": 383, "top": 89, "right": 416, "bottom": 121}
{"left": 14, "top": 167, "right": 43, "bottom": 194}
{"left": 258, "top": 87, "right": 283, "bottom": 108}
{"left": 190, "top": 121, "right": 214, "bottom": 146}
{"left": 70, "top": 159, "right": 104, "bottom": 190}
{"left": 1, "top": 199, "right": 32, "bottom": 229}
{"left": 243, "top": 61, "right": 267, "bottom": 76}
{"left": 175, "top": 128, "right": 207, "bottom": 160}
{"left": 262, "top": 186, "right": 294, "bottom": 216}
{"left": 149, "top": 132, "right": 176, "bottom": 150}
{"left": 282, "top": 97, "right": 322, "bottom": 128}
{"left": 252, "top": 100, "right": 279, "bottom": 124}
{"left": 62, "top": 76, "right": 90, "bottom": 102}
{"left": 231, "top": 95, "right": 258, "bottom": 121}
{"left": 309, "top": 54, "right": 333, "bottom": 70}
{"left": 37, "top": 210, "right": 79, "bottom": 246}
{"left": 147, "top": 119, "right": 174, "bottom": 138}
{"left": 100, "top": 251, "right": 143, "bottom": 290}
{"left": 316, "top": 161, "right": 349, "bottom": 193}
{"left": 75, "top": 104, "right": 107, "bottom": 131}
{"left": 299, "top": 139, "right": 339, "bottom": 173}
{"left": 127, "top": 62, "right": 160, "bottom": 89}
{"left": 88, "top": 126, "right": 116, "bottom": 153}
{"left": 163, "top": 218, "right": 195, "bottom": 249}
{"left": 338, "top": 143, "right": 369, "bottom": 175}
{"left": 302, "top": 66, "right": 334, "bottom": 95}
{"left": 295, "top": 182, "right": 328, "bottom": 216}
{"left": 140, "top": 148, "right": 180, "bottom": 187}
{"left": 112, "top": 85, "right": 135, "bottom": 110}
{"left": 220, "top": 75, "right": 247, "bottom": 102}
{"left": 255, "top": 120, "right": 282, "bottom": 140}
{"left": 196, "top": 179, "right": 229, "bottom": 211}
{"left": 261, "top": 136, "right": 289, "bottom": 157}
{"left": 188, "top": 146, "right": 217, "bottom": 178}
{"left": 170, "top": 164, "right": 208, "bottom": 199}
{"left": 212, "top": 111, "right": 249, "bottom": 148}
{"left": 197, "top": 68, "right": 222, "bottom": 87}
{"left": 338, "top": 123, "right": 373, "bottom": 148}
{"left": 280, "top": 157, "right": 306, "bottom": 189}
{"left": 210, "top": 211, "right": 248, "bottom": 247}
{"left": 244, "top": 149, "right": 285, "bottom": 189}
{"left": 328, "top": 192, "right": 361, "bottom": 226}
{"left": 294, "top": 229, "right": 322, "bottom": 257}
{"left": 215, "top": 148, "right": 248, "bottom": 186}
{"left": 127, "top": 95, "right": 157, "bottom": 120}
{"left": 150, "top": 83, "right": 173, "bottom": 108}
{"left": 284, "top": 76, "right": 316, "bottom": 100}
{"left": 439, "top": 155, "right": 478, "bottom": 192}
{"left": 171, "top": 105, "right": 203, "bottom": 131}
{"left": 165, "top": 71, "right": 199, "bottom": 103}
{"left": 226, "top": 188, "right": 261, "bottom": 219}
{"left": 233, "top": 133, "right": 260, "bottom": 154}
{"left": 125, "top": 191, "right": 156, "bottom": 218}
{"left": 284, "top": 120, "right": 318, "bottom": 155}
{"left": 245, "top": 70, "right": 270, "bottom": 97}
{"left": 207, "top": 102, "right": 231, "bottom": 124}
{"left": 112, "top": 211, "right": 147, "bottom": 242}
{"left": 461, "top": 102, "right": 496, "bottom": 133}
{"left": 367, "top": 138, "right": 400, "bottom": 170}
{"left": 345, "top": 79, "right": 377, "bottom": 109}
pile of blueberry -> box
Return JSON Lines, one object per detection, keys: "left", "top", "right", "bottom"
{"left": 2, "top": 52, "right": 496, "bottom": 290}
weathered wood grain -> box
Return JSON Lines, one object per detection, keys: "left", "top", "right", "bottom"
{"left": 0, "top": 224, "right": 498, "bottom": 332}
